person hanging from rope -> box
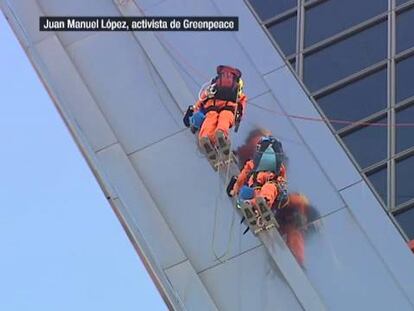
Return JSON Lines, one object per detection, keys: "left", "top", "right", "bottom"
{"left": 228, "top": 136, "right": 287, "bottom": 231}
{"left": 183, "top": 65, "right": 247, "bottom": 165}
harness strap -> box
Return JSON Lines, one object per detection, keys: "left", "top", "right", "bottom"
{"left": 204, "top": 102, "right": 236, "bottom": 114}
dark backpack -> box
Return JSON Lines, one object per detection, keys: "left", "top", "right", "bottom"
{"left": 211, "top": 65, "right": 242, "bottom": 102}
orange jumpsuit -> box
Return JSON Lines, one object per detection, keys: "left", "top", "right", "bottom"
{"left": 233, "top": 160, "right": 287, "bottom": 208}
{"left": 194, "top": 92, "right": 247, "bottom": 144}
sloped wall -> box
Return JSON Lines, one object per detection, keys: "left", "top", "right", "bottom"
{"left": 2, "top": 0, "right": 414, "bottom": 310}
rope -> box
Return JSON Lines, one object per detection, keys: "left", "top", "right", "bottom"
{"left": 211, "top": 138, "right": 237, "bottom": 263}
{"left": 133, "top": 1, "right": 414, "bottom": 130}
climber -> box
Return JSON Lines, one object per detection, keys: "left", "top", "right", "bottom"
{"left": 183, "top": 65, "right": 247, "bottom": 161}
{"left": 230, "top": 135, "right": 287, "bottom": 214}
{"left": 276, "top": 193, "right": 310, "bottom": 266}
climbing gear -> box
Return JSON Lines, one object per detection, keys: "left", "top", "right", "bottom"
{"left": 199, "top": 136, "right": 220, "bottom": 170}
{"left": 226, "top": 176, "right": 238, "bottom": 197}
{"left": 215, "top": 130, "right": 231, "bottom": 157}
{"left": 237, "top": 78, "right": 244, "bottom": 97}
{"left": 210, "top": 132, "right": 237, "bottom": 263}
{"left": 211, "top": 65, "right": 242, "bottom": 102}
{"left": 234, "top": 102, "right": 243, "bottom": 133}
{"left": 272, "top": 179, "right": 288, "bottom": 210}
{"left": 238, "top": 198, "right": 278, "bottom": 235}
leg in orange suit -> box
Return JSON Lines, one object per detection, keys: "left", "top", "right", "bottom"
{"left": 254, "top": 182, "right": 279, "bottom": 207}
{"left": 198, "top": 111, "right": 219, "bottom": 144}
{"left": 216, "top": 110, "right": 235, "bottom": 138}
{"left": 198, "top": 110, "right": 235, "bottom": 145}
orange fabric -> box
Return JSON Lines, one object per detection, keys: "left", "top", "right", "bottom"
{"left": 254, "top": 181, "right": 278, "bottom": 207}
{"left": 194, "top": 91, "right": 247, "bottom": 144}
{"left": 233, "top": 160, "right": 287, "bottom": 196}
{"left": 233, "top": 160, "right": 254, "bottom": 193}
{"left": 194, "top": 91, "right": 247, "bottom": 113}
{"left": 198, "top": 110, "right": 235, "bottom": 143}
{"left": 283, "top": 225, "right": 305, "bottom": 265}
{"left": 217, "top": 110, "right": 235, "bottom": 136}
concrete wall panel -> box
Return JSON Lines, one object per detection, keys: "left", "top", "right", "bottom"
{"left": 37, "top": 0, "right": 121, "bottom": 46}
{"left": 97, "top": 143, "right": 186, "bottom": 269}
{"left": 67, "top": 32, "right": 181, "bottom": 154}
{"left": 199, "top": 246, "right": 303, "bottom": 311}
{"left": 34, "top": 35, "right": 117, "bottom": 151}
{"left": 129, "top": 130, "right": 261, "bottom": 272}
{"left": 303, "top": 208, "right": 412, "bottom": 310}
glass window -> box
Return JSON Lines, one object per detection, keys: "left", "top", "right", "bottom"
{"left": 341, "top": 117, "right": 388, "bottom": 169}
{"left": 248, "top": 0, "right": 297, "bottom": 21}
{"left": 396, "top": 156, "right": 414, "bottom": 205}
{"left": 397, "top": 0, "right": 410, "bottom": 6}
{"left": 304, "top": 22, "right": 387, "bottom": 92}
{"left": 395, "top": 207, "right": 414, "bottom": 239}
{"left": 367, "top": 167, "right": 388, "bottom": 204}
{"left": 305, "top": 0, "right": 387, "bottom": 47}
{"left": 397, "top": 8, "right": 414, "bottom": 53}
{"left": 289, "top": 57, "right": 296, "bottom": 71}
{"left": 396, "top": 104, "right": 414, "bottom": 153}
{"left": 396, "top": 56, "right": 414, "bottom": 103}
{"left": 268, "top": 15, "right": 297, "bottom": 56}
{"left": 317, "top": 69, "right": 387, "bottom": 131}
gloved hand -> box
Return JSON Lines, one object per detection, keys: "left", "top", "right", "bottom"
{"left": 226, "top": 176, "right": 238, "bottom": 197}
{"left": 183, "top": 105, "right": 194, "bottom": 128}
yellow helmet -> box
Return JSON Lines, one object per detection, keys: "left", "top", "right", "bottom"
{"left": 238, "top": 78, "right": 244, "bottom": 96}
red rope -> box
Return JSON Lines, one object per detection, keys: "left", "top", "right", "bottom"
{"left": 133, "top": 1, "right": 414, "bottom": 129}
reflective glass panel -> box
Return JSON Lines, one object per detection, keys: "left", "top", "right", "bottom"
{"left": 396, "top": 56, "right": 414, "bottom": 103}
{"left": 396, "top": 104, "right": 414, "bottom": 153}
{"left": 395, "top": 207, "right": 414, "bottom": 239}
{"left": 268, "top": 15, "right": 297, "bottom": 56}
{"left": 248, "top": 0, "right": 297, "bottom": 21}
{"left": 341, "top": 117, "right": 388, "bottom": 169}
{"left": 397, "top": 0, "right": 410, "bottom": 6}
{"left": 397, "top": 8, "right": 414, "bottom": 53}
{"left": 317, "top": 69, "right": 387, "bottom": 130}
{"left": 367, "top": 167, "right": 388, "bottom": 205}
{"left": 396, "top": 155, "right": 414, "bottom": 205}
{"left": 304, "top": 22, "right": 387, "bottom": 92}
{"left": 305, "top": 0, "right": 387, "bottom": 47}
{"left": 289, "top": 57, "right": 296, "bottom": 71}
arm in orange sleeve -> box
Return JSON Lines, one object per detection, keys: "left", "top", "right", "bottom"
{"left": 193, "top": 90, "right": 209, "bottom": 112}
{"left": 193, "top": 99, "right": 203, "bottom": 112}
{"left": 233, "top": 160, "right": 254, "bottom": 194}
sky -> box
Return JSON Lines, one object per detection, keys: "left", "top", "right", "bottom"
{"left": 0, "top": 13, "right": 165, "bottom": 311}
